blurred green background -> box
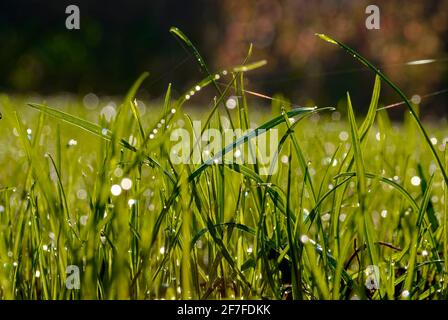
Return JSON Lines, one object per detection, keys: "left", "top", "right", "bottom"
{"left": 0, "top": 0, "right": 447, "bottom": 117}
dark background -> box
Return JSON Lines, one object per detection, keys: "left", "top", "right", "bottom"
{"left": 0, "top": 0, "right": 447, "bottom": 117}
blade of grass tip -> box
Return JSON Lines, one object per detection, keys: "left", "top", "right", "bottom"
{"left": 417, "top": 163, "right": 439, "bottom": 231}
{"left": 281, "top": 108, "right": 318, "bottom": 204}
{"left": 170, "top": 27, "right": 213, "bottom": 79}
{"left": 130, "top": 99, "right": 146, "bottom": 142}
{"left": 338, "top": 75, "right": 380, "bottom": 174}
{"left": 189, "top": 107, "right": 320, "bottom": 181}
{"left": 161, "top": 83, "right": 172, "bottom": 134}
{"left": 237, "top": 71, "right": 264, "bottom": 205}
{"left": 404, "top": 175, "right": 434, "bottom": 298}
{"left": 124, "top": 72, "right": 149, "bottom": 104}
{"left": 114, "top": 72, "right": 149, "bottom": 145}
{"left": 416, "top": 175, "right": 435, "bottom": 231}
{"left": 346, "top": 93, "right": 366, "bottom": 208}
{"left": 285, "top": 142, "right": 301, "bottom": 299}
{"left": 316, "top": 33, "right": 448, "bottom": 187}
{"left": 191, "top": 223, "right": 255, "bottom": 248}
{"left": 28, "top": 103, "right": 112, "bottom": 138}
{"left": 280, "top": 108, "right": 330, "bottom": 268}
{"left": 347, "top": 93, "right": 378, "bottom": 281}
{"left": 359, "top": 75, "right": 381, "bottom": 142}
{"left": 170, "top": 27, "right": 235, "bottom": 128}
{"left": 329, "top": 76, "right": 380, "bottom": 260}
{"left": 45, "top": 153, "right": 81, "bottom": 242}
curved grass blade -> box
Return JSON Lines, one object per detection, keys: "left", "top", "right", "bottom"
{"left": 189, "top": 107, "right": 323, "bottom": 181}
{"left": 316, "top": 33, "right": 448, "bottom": 187}
{"left": 28, "top": 103, "right": 111, "bottom": 138}
{"left": 336, "top": 172, "right": 419, "bottom": 213}
{"left": 26, "top": 103, "right": 175, "bottom": 185}
{"left": 191, "top": 223, "right": 255, "bottom": 248}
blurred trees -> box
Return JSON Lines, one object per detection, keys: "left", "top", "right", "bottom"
{"left": 0, "top": 0, "right": 446, "bottom": 115}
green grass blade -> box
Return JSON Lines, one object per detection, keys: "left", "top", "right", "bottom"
{"left": 316, "top": 33, "right": 448, "bottom": 187}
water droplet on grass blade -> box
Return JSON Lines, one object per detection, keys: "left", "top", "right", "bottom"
{"left": 121, "top": 178, "right": 132, "bottom": 190}
{"left": 430, "top": 137, "right": 438, "bottom": 145}
{"left": 339, "top": 131, "right": 349, "bottom": 141}
{"left": 76, "top": 189, "right": 87, "bottom": 200}
{"left": 128, "top": 135, "right": 137, "bottom": 147}
{"left": 80, "top": 215, "right": 88, "bottom": 226}
{"left": 226, "top": 96, "right": 237, "bottom": 110}
{"left": 68, "top": 139, "right": 78, "bottom": 147}
{"left": 234, "top": 149, "right": 241, "bottom": 158}
{"left": 315, "top": 33, "right": 338, "bottom": 44}
{"left": 411, "top": 176, "right": 421, "bottom": 186}
{"left": 300, "top": 235, "right": 309, "bottom": 244}
{"left": 100, "top": 104, "right": 117, "bottom": 122}
{"left": 111, "top": 184, "right": 122, "bottom": 196}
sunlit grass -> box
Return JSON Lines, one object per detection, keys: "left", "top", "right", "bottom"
{"left": 0, "top": 30, "right": 447, "bottom": 300}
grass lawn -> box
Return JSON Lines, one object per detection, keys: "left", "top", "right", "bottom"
{"left": 0, "top": 31, "right": 447, "bottom": 300}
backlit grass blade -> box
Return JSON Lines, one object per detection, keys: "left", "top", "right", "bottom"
{"left": 316, "top": 33, "right": 448, "bottom": 187}
{"left": 403, "top": 174, "right": 434, "bottom": 298}
{"left": 191, "top": 223, "right": 255, "bottom": 247}
{"left": 27, "top": 103, "right": 175, "bottom": 184}
{"left": 189, "top": 107, "right": 322, "bottom": 181}
{"left": 285, "top": 142, "right": 301, "bottom": 299}
{"left": 28, "top": 103, "right": 111, "bottom": 138}
{"left": 346, "top": 93, "right": 366, "bottom": 199}
{"left": 336, "top": 172, "right": 419, "bottom": 213}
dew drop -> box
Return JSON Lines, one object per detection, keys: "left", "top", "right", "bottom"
{"left": 121, "top": 178, "right": 132, "bottom": 190}
{"left": 111, "top": 184, "right": 122, "bottom": 196}
{"left": 411, "top": 176, "right": 421, "bottom": 186}
{"left": 226, "top": 96, "right": 237, "bottom": 110}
